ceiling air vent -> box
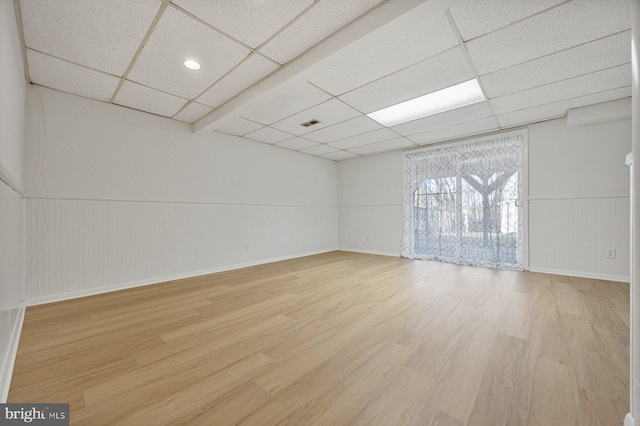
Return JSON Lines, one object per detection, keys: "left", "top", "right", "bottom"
{"left": 300, "top": 119, "right": 320, "bottom": 128}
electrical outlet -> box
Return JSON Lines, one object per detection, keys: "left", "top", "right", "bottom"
{"left": 366, "top": 235, "right": 370, "bottom": 242}
{"left": 605, "top": 248, "right": 616, "bottom": 259}
{"left": 245, "top": 243, "right": 250, "bottom": 251}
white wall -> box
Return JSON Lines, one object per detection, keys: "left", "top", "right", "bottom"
{"left": 338, "top": 150, "right": 403, "bottom": 255}
{"left": 0, "top": 0, "right": 26, "bottom": 402}
{"left": 24, "top": 87, "right": 338, "bottom": 302}
{"left": 528, "top": 117, "right": 630, "bottom": 281}
{"left": 24, "top": 87, "right": 336, "bottom": 206}
{"left": 338, "top": 115, "right": 631, "bottom": 281}
{"left": 0, "top": 0, "right": 26, "bottom": 190}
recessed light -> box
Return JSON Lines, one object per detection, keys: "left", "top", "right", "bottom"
{"left": 367, "top": 79, "right": 486, "bottom": 127}
{"left": 183, "top": 60, "right": 201, "bottom": 70}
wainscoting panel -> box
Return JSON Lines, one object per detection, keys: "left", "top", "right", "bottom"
{"left": 0, "top": 179, "right": 25, "bottom": 401}
{"left": 529, "top": 197, "right": 630, "bottom": 281}
{"left": 26, "top": 199, "right": 337, "bottom": 300}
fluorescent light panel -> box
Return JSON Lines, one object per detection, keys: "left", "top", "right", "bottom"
{"left": 367, "top": 79, "right": 486, "bottom": 127}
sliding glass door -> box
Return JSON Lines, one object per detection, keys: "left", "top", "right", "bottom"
{"left": 401, "top": 132, "right": 525, "bottom": 270}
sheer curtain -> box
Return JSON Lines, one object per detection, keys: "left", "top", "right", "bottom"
{"left": 401, "top": 134, "right": 524, "bottom": 270}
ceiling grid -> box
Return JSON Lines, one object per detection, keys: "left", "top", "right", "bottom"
{"left": 16, "top": 0, "right": 632, "bottom": 161}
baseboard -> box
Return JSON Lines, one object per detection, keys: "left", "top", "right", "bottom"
{"left": 625, "top": 413, "right": 634, "bottom": 426}
{"left": 0, "top": 306, "right": 25, "bottom": 403}
{"left": 527, "top": 266, "right": 630, "bottom": 283}
{"left": 338, "top": 247, "right": 400, "bottom": 257}
{"left": 27, "top": 248, "right": 339, "bottom": 306}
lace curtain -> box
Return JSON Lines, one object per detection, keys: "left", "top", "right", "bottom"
{"left": 401, "top": 135, "right": 524, "bottom": 270}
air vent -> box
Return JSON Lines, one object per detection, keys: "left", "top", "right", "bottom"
{"left": 300, "top": 119, "right": 320, "bottom": 128}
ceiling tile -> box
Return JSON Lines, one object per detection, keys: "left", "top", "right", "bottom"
{"left": 244, "top": 126, "right": 292, "bottom": 144}
{"left": 242, "top": 83, "right": 332, "bottom": 125}
{"left": 299, "top": 144, "right": 340, "bottom": 156}
{"left": 173, "top": 102, "right": 213, "bottom": 123}
{"left": 305, "top": 115, "right": 382, "bottom": 143}
{"left": 216, "top": 118, "right": 263, "bottom": 136}
{"left": 480, "top": 31, "right": 631, "bottom": 99}
{"left": 20, "top": 0, "right": 159, "bottom": 76}
{"left": 197, "top": 54, "right": 278, "bottom": 108}
{"left": 259, "top": 0, "right": 384, "bottom": 64}
{"left": 270, "top": 99, "right": 361, "bottom": 136}
{"left": 128, "top": 6, "right": 250, "bottom": 99}
{"left": 407, "top": 117, "right": 498, "bottom": 145}
{"left": 497, "top": 86, "right": 631, "bottom": 128}
{"left": 114, "top": 81, "right": 188, "bottom": 117}
{"left": 171, "top": 0, "right": 314, "bottom": 49}
{"left": 328, "top": 128, "right": 399, "bottom": 150}
{"left": 274, "top": 138, "right": 319, "bottom": 151}
{"left": 309, "top": 12, "right": 457, "bottom": 95}
{"left": 449, "top": 0, "right": 564, "bottom": 41}
{"left": 321, "top": 151, "right": 360, "bottom": 161}
{"left": 338, "top": 47, "right": 475, "bottom": 113}
{"left": 390, "top": 102, "right": 494, "bottom": 136}
{"left": 347, "top": 137, "right": 415, "bottom": 155}
{"left": 19, "top": 0, "right": 633, "bottom": 161}
{"left": 27, "top": 49, "right": 120, "bottom": 102}
{"left": 490, "top": 64, "right": 630, "bottom": 115}
{"left": 465, "top": 0, "right": 630, "bottom": 75}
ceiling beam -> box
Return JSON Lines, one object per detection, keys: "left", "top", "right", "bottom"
{"left": 193, "top": 0, "right": 462, "bottom": 134}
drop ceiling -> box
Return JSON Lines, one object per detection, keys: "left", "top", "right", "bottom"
{"left": 18, "top": 0, "right": 632, "bottom": 161}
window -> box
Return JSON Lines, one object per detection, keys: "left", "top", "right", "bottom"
{"left": 401, "top": 132, "right": 525, "bottom": 270}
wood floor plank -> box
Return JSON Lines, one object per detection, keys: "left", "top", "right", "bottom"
{"left": 188, "top": 381, "right": 273, "bottom": 426}
{"left": 236, "top": 339, "right": 389, "bottom": 425}
{"left": 351, "top": 366, "right": 437, "bottom": 425}
{"left": 135, "top": 313, "right": 291, "bottom": 367}
{"left": 7, "top": 251, "right": 629, "bottom": 425}
{"left": 424, "top": 319, "right": 498, "bottom": 422}
{"left": 298, "top": 341, "right": 413, "bottom": 425}
{"left": 499, "top": 290, "right": 532, "bottom": 341}
{"left": 527, "top": 358, "right": 582, "bottom": 426}
{"left": 113, "top": 352, "right": 271, "bottom": 426}
{"left": 467, "top": 333, "right": 531, "bottom": 426}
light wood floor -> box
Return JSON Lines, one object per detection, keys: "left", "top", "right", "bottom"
{"left": 9, "top": 251, "right": 629, "bottom": 425}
